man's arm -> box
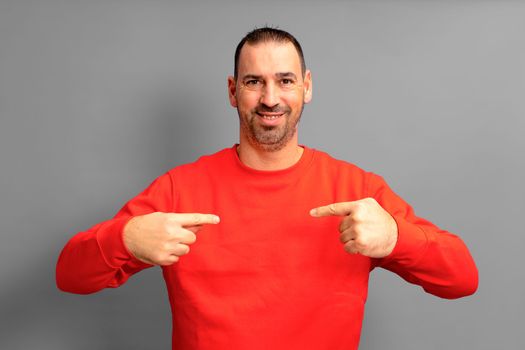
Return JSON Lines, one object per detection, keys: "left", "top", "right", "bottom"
{"left": 56, "top": 173, "right": 173, "bottom": 294}
{"left": 311, "top": 173, "right": 478, "bottom": 299}
{"left": 369, "top": 173, "right": 478, "bottom": 299}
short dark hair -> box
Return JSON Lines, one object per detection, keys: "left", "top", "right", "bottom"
{"left": 234, "top": 27, "right": 306, "bottom": 79}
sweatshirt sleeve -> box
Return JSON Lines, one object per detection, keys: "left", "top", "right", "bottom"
{"left": 368, "top": 174, "right": 478, "bottom": 299}
{"left": 56, "top": 172, "right": 174, "bottom": 294}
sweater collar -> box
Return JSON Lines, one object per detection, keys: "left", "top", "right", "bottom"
{"left": 229, "top": 144, "right": 315, "bottom": 178}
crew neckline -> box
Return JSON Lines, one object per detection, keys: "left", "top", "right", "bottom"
{"left": 230, "top": 144, "right": 315, "bottom": 177}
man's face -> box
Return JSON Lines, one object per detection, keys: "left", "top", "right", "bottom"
{"left": 228, "top": 41, "right": 312, "bottom": 152}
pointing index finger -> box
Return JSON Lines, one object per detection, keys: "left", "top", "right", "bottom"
{"left": 170, "top": 213, "right": 220, "bottom": 226}
{"left": 310, "top": 202, "right": 356, "bottom": 217}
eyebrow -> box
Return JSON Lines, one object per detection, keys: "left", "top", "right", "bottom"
{"left": 241, "top": 74, "right": 262, "bottom": 81}
{"left": 241, "top": 72, "right": 298, "bottom": 81}
{"left": 276, "top": 72, "right": 297, "bottom": 80}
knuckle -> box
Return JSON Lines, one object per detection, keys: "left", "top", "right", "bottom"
{"left": 178, "top": 231, "right": 195, "bottom": 244}
{"left": 192, "top": 214, "right": 202, "bottom": 225}
{"left": 355, "top": 236, "right": 368, "bottom": 249}
{"left": 352, "top": 210, "right": 364, "bottom": 222}
{"left": 359, "top": 198, "right": 368, "bottom": 208}
{"left": 187, "top": 233, "right": 197, "bottom": 244}
{"left": 162, "top": 255, "right": 179, "bottom": 265}
{"left": 352, "top": 222, "right": 363, "bottom": 238}
{"left": 328, "top": 203, "right": 337, "bottom": 215}
{"left": 176, "top": 244, "right": 190, "bottom": 256}
{"left": 167, "top": 215, "right": 181, "bottom": 226}
{"left": 168, "top": 225, "right": 183, "bottom": 238}
{"left": 153, "top": 252, "right": 166, "bottom": 264}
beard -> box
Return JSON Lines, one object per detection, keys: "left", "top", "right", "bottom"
{"left": 239, "top": 104, "right": 303, "bottom": 152}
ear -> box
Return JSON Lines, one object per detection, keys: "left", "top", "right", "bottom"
{"left": 227, "top": 76, "right": 238, "bottom": 108}
{"left": 303, "top": 70, "right": 312, "bottom": 104}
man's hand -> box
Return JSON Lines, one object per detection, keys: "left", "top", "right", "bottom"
{"left": 310, "top": 198, "right": 398, "bottom": 258}
{"left": 123, "top": 212, "right": 220, "bottom": 265}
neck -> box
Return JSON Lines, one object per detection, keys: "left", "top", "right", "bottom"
{"left": 237, "top": 138, "right": 304, "bottom": 171}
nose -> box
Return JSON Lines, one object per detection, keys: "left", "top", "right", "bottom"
{"left": 259, "top": 82, "right": 279, "bottom": 108}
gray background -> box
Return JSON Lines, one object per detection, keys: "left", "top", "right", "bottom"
{"left": 0, "top": 0, "right": 523, "bottom": 349}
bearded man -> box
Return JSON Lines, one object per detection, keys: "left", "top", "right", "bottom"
{"left": 57, "top": 27, "right": 478, "bottom": 350}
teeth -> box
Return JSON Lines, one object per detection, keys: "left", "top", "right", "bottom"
{"left": 262, "top": 115, "right": 280, "bottom": 120}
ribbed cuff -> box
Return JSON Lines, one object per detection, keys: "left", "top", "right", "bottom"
{"left": 96, "top": 216, "right": 141, "bottom": 268}
{"left": 383, "top": 215, "right": 429, "bottom": 266}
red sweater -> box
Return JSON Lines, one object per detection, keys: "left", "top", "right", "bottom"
{"left": 57, "top": 145, "right": 478, "bottom": 350}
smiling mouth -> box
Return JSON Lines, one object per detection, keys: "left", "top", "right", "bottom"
{"left": 258, "top": 114, "right": 282, "bottom": 120}
{"left": 256, "top": 112, "right": 284, "bottom": 119}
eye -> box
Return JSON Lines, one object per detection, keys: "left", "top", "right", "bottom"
{"left": 280, "top": 78, "right": 297, "bottom": 89}
{"left": 245, "top": 79, "right": 260, "bottom": 86}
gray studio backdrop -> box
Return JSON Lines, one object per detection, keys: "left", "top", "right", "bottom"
{"left": 1, "top": 1, "right": 523, "bottom": 349}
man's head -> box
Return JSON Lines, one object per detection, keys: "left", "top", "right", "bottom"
{"left": 228, "top": 27, "right": 312, "bottom": 152}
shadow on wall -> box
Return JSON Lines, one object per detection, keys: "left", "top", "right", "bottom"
{"left": 0, "top": 86, "right": 213, "bottom": 349}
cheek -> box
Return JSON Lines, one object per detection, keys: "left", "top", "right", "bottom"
{"left": 284, "top": 90, "right": 304, "bottom": 104}
{"left": 237, "top": 93, "right": 260, "bottom": 110}
{"left": 284, "top": 95, "right": 303, "bottom": 110}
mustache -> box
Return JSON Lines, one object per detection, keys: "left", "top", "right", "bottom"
{"left": 255, "top": 104, "right": 290, "bottom": 114}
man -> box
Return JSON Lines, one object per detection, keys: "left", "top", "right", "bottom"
{"left": 57, "top": 27, "right": 478, "bottom": 350}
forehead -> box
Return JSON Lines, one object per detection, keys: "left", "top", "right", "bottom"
{"left": 237, "top": 41, "right": 302, "bottom": 77}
